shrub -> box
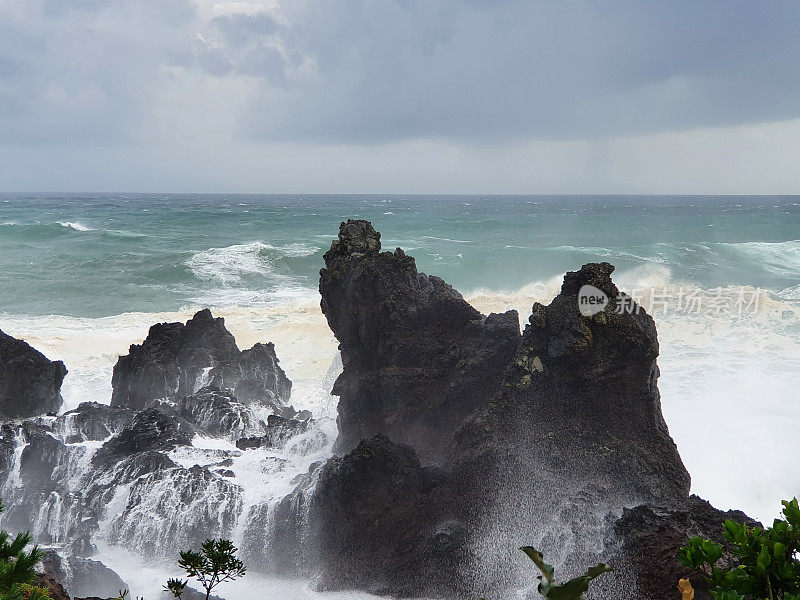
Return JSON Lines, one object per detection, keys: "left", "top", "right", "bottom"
{"left": 164, "top": 578, "right": 187, "bottom": 599}
{"left": 679, "top": 498, "right": 800, "bottom": 600}
{"left": 0, "top": 499, "right": 48, "bottom": 600}
{"left": 177, "top": 539, "right": 245, "bottom": 600}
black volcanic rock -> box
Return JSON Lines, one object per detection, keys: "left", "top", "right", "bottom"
{"left": 236, "top": 414, "right": 310, "bottom": 450}
{"left": 0, "top": 329, "right": 67, "bottom": 418}
{"left": 176, "top": 385, "right": 263, "bottom": 440}
{"left": 312, "top": 435, "right": 460, "bottom": 597}
{"left": 313, "top": 220, "right": 696, "bottom": 598}
{"left": 111, "top": 309, "right": 291, "bottom": 411}
{"left": 614, "top": 495, "right": 761, "bottom": 600}
{"left": 93, "top": 408, "right": 194, "bottom": 465}
{"left": 35, "top": 573, "right": 69, "bottom": 600}
{"left": 467, "top": 260, "right": 690, "bottom": 505}
{"left": 53, "top": 402, "right": 135, "bottom": 443}
{"left": 223, "top": 342, "right": 292, "bottom": 407}
{"left": 320, "top": 219, "right": 521, "bottom": 463}
{"left": 41, "top": 550, "right": 128, "bottom": 599}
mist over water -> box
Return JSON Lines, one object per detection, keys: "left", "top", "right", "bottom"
{"left": 1, "top": 194, "right": 799, "bottom": 597}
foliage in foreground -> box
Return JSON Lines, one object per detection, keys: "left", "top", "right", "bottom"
{"left": 521, "top": 546, "right": 612, "bottom": 600}
{"left": 174, "top": 539, "right": 246, "bottom": 600}
{"left": 679, "top": 498, "right": 800, "bottom": 600}
{"left": 0, "top": 499, "right": 49, "bottom": 600}
{"left": 164, "top": 578, "right": 188, "bottom": 599}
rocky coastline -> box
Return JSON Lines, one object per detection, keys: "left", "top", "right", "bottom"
{"left": 0, "top": 219, "right": 759, "bottom": 600}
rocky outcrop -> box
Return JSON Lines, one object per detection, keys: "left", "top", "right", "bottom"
{"left": 53, "top": 402, "right": 135, "bottom": 444}
{"left": 614, "top": 495, "right": 761, "bottom": 600}
{"left": 223, "top": 342, "right": 292, "bottom": 408}
{"left": 312, "top": 435, "right": 461, "bottom": 597}
{"left": 35, "top": 573, "right": 70, "bottom": 600}
{"left": 320, "top": 220, "right": 520, "bottom": 463}
{"left": 93, "top": 408, "right": 193, "bottom": 464}
{"left": 41, "top": 550, "right": 128, "bottom": 599}
{"left": 497, "top": 261, "right": 690, "bottom": 503}
{"left": 109, "top": 463, "right": 242, "bottom": 558}
{"left": 176, "top": 385, "right": 264, "bottom": 440}
{"left": 0, "top": 329, "right": 67, "bottom": 419}
{"left": 111, "top": 309, "right": 291, "bottom": 412}
{"left": 235, "top": 414, "right": 310, "bottom": 450}
{"left": 313, "top": 220, "right": 696, "bottom": 599}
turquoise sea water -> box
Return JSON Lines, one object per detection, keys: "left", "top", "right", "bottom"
{"left": 1, "top": 193, "right": 799, "bottom": 317}
{"left": 1, "top": 193, "right": 799, "bottom": 528}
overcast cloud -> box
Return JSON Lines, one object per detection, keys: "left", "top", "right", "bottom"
{"left": 1, "top": 0, "right": 799, "bottom": 193}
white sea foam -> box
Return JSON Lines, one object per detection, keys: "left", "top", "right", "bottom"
{"left": 717, "top": 239, "right": 800, "bottom": 276}
{"left": 2, "top": 266, "right": 798, "bottom": 538}
{"left": 58, "top": 221, "right": 93, "bottom": 231}
{"left": 0, "top": 298, "right": 338, "bottom": 414}
{"left": 465, "top": 267, "right": 800, "bottom": 524}
{"left": 186, "top": 242, "right": 319, "bottom": 285}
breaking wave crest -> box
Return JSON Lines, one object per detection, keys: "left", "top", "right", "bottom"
{"left": 187, "top": 242, "right": 319, "bottom": 285}
{"left": 58, "top": 221, "right": 94, "bottom": 232}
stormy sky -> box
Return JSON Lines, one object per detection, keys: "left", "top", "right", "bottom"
{"left": 2, "top": 0, "right": 800, "bottom": 193}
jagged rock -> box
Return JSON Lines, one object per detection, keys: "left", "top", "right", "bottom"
{"left": 223, "top": 342, "right": 292, "bottom": 407}
{"left": 53, "top": 402, "right": 135, "bottom": 444}
{"left": 314, "top": 221, "right": 696, "bottom": 598}
{"left": 455, "top": 261, "right": 690, "bottom": 505}
{"left": 312, "top": 435, "right": 461, "bottom": 596}
{"left": 235, "top": 414, "right": 310, "bottom": 450}
{"left": 177, "top": 385, "right": 264, "bottom": 440}
{"left": 614, "top": 495, "right": 761, "bottom": 600}
{"left": 35, "top": 573, "right": 70, "bottom": 600}
{"left": 320, "top": 219, "right": 520, "bottom": 463}
{"left": 111, "top": 309, "right": 291, "bottom": 411}
{"left": 443, "top": 262, "right": 691, "bottom": 595}
{"left": 93, "top": 408, "right": 194, "bottom": 466}
{"left": 109, "top": 464, "right": 242, "bottom": 558}
{"left": 0, "top": 329, "right": 67, "bottom": 419}
{"left": 41, "top": 550, "right": 128, "bottom": 599}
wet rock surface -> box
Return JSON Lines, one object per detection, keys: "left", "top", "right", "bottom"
{"left": 615, "top": 495, "right": 761, "bottom": 600}
{"left": 177, "top": 385, "right": 264, "bottom": 440}
{"left": 0, "top": 308, "right": 309, "bottom": 600}
{"left": 111, "top": 309, "right": 291, "bottom": 411}
{"left": 312, "top": 219, "right": 722, "bottom": 599}
{"left": 235, "top": 414, "right": 310, "bottom": 450}
{"left": 92, "top": 408, "right": 194, "bottom": 465}
{"left": 42, "top": 550, "right": 128, "bottom": 599}
{"left": 54, "top": 402, "right": 135, "bottom": 444}
{"left": 0, "top": 329, "right": 67, "bottom": 419}
{"left": 312, "top": 435, "right": 461, "bottom": 597}
{"left": 320, "top": 219, "right": 520, "bottom": 463}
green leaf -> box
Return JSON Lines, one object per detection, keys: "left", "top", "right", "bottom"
{"left": 521, "top": 547, "right": 554, "bottom": 584}
{"left": 756, "top": 546, "right": 772, "bottom": 574}
{"left": 782, "top": 498, "right": 800, "bottom": 526}
{"left": 702, "top": 540, "right": 724, "bottom": 564}
{"left": 585, "top": 563, "right": 613, "bottom": 579}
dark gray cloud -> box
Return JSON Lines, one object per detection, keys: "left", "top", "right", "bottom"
{"left": 2, "top": 0, "right": 800, "bottom": 146}
{"left": 234, "top": 0, "right": 800, "bottom": 143}
{"left": 1, "top": 0, "right": 800, "bottom": 193}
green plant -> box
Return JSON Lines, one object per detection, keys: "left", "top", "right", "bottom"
{"left": 178, "top": 539, "right": 245, "bottom": 600}
{"left": 679, "top": 498, "right": 800, "bottom": 600}
{"left": 521, "top": 546, "right": 613, "bottom": 600}
{"left": 164, "top": 578, "right": 187, "bottom": 599}
{"left": 0, "top": 499, "right": 47, "bottom": 600}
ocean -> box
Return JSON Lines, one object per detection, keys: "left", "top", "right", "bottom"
{"left": 1, "top": 193, "right": 799, "bottom": 597}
